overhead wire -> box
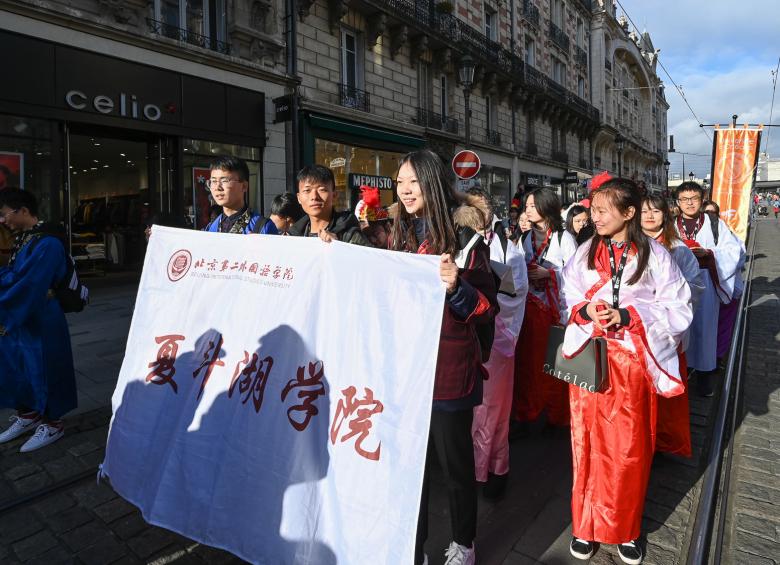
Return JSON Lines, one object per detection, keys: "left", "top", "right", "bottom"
{"left": 763, "top": 57, "right": 779, "bottom": 154}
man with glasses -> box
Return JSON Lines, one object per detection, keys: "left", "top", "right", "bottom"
{"left": 204, "top": 156, "right": 277, "bottom": 235}
{"left": 673, "top": 182, "right": 741, "bottom": 396}
{"left": 289, "top": 164, "right": 369, "bottom": 246}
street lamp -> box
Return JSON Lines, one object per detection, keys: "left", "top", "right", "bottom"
{"left": 688, "top": 171, "right": 695, "bottom": 182}
{"left": 459, "top": 55, "right": 476, "bottom": 148}
{"left": 615, "top": 133, "right": 625, "bottom": 177}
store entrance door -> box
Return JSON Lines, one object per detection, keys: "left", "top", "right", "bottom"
{"left": 66, "top": 126, "right": 172, "bottom": 274}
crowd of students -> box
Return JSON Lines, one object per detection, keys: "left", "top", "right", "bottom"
{"left": 0, "top": 149, "right": 746, "bottom": 565}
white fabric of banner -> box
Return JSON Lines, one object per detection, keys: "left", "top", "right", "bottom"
{"left": 102, "top": 227, "right": 445, "bottom": 565}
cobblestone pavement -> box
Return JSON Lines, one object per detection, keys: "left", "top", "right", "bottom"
{"left": 722, "top": 218, "right": 780, "bottom": 564}
{"left": 1, "top": 232, "right": 763, "bottom": 564}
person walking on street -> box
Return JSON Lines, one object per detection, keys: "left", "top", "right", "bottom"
{"left": 0, "top": 188, "right": 77, "bottom": 452}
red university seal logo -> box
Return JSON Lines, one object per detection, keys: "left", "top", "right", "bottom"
{"left": 167, "top": 249, "right": 192, "bottom": 282}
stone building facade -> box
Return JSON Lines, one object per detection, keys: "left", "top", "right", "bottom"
{"left": 0, "top": 0, "right": 292, "bottom": 270}
{"left": 590, "top": 0, "right": 668, "bottom": 192}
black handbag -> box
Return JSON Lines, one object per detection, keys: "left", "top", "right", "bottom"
{"left": 543, "top": 325, "right": 609, "bottom": 393}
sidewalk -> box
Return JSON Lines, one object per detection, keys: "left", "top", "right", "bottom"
{"left": 722, "top": 217, "right": 780, "bottom": 564}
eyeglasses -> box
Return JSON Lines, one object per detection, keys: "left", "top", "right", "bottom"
{"left": 677, "top": 196, "right": 701, "bottom": 204}
{"left": 206, "top": 177, "right": 240, "bottom": 189}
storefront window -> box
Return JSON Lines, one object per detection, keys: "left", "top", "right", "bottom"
{"left": 182, "top": 138, "right": 262, "bottom": 229}
{"left": 475, "top": 166, "right": 511, "bottom": 219}
{"left": 314, "top": 139, "right": 402, "bottom": 213}
{"left": 0, "top": 114, "right": 58, "bottom": 222}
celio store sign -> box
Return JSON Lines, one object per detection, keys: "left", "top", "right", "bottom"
{"left": 65, "top": 90, "right": 168, "bottom": 122}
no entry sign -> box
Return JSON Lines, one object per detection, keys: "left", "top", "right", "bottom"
{"left": 452, "top": 150, "right": 481, "bottom": 180}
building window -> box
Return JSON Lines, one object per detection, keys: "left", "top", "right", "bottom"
{"left": 525, "top": 36, "right": 536, "bottom": 67}
{"left": 418, "top": 62, "right": 432, "bottom": 111}
{"left": 341, "top": 29, "right": 364, "bottom": 90}
{"left": 486, "top": 95, "right": 497, "bottom": 131}
{"left": 485, "top": 4, "right": 497, "bottom": 41}
{"left": 576, "top": 18, "right": 584, "bottom": 47}
{"left": 577, "top": 76, "right": 585, "bottom": 97}
{"left": 550, "top": 0, "right": 564, "bottom": 28}
{"left": 155, "top": 0, "right": 226, "bottom": 42}
{"left": 440, "top": 75, "right": 448, "bottom": 119}
{"left": 552, "top": 58, "right": 566, "bottom": 86}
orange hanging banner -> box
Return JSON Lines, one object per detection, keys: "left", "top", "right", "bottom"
{"left": 710, "top": 128, "right": 762, "bottom": 241}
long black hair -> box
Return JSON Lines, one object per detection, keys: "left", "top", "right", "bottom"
{"left": 641, "top": 193, "right": 679, "bottom": 251}
{"left": 587, "top": 178, "right": 649, "bottom": 285}
{"left": 524, "top": 187, "right": 563, "bottom": 232}
{"left": 565, "top": 204, "right": 589, "bottom": 237}
{"left": 390, "top": 149, "right": 462, "bottom": 255}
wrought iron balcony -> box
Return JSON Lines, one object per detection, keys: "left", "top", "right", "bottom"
{"left": 339, "top": 84, "right": 370, "bottom": 112}
{"left": 486, "top": 129, "right": 501, "bottom": 146}
{"left": 549, "top": 21, "right": 570, "bottom": 52}
{"left": 575, "top": 46, "right": 588, "bottom": 68}
{"left": 522, "top": 1, "right": 541, "bottom": 28}
{"left": 552, "top": 150, "right": 568, "bottom": 163}
{"left": 415, "top": 108, "right": 459, "bottom": 134}
{"left": 605, "top": 57, "right": 612, "bottom": 71}
{"left": 525, "top": 65, "right": 548, "bottom": 91}
{"left": 548, "top": 79, "right": 566, "bottom": 101}
{"left": 146, "top": 18, "right": 230, "bottom": 54}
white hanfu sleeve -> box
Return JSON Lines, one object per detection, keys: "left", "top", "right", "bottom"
{"left": 711, "top": 219, "right": 743, "bottom": 302}
{"left": 671, "top": 243, "right": 704, "bottom": 312}
{"left": 492, "top": 239, "right": 529, "bottom": 357}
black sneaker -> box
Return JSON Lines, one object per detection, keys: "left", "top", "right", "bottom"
{"left": 570, "top": 537, "right": 594, "bottom": 560}
{"left": 482, "top": 472, "right": 508, "bottom": 500}
{"left": 617, "top": 540, "right": 643, "bottom": 564}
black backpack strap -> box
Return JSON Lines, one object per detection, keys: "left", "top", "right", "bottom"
{"left": 493, "top": 221, "right": 509, "bottom": 263}
{"left": 708, "top": 213, "right": 719, "bottom": 245}
{"left": 251, "top": 215, "right": 268, "bottom": 234}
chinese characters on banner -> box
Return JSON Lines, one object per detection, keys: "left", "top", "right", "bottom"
{"left": 710, "top": 127, "right": 762, "bottom": 242}
{"left": 102, "top": 227, "right": 445, "bottom": 565}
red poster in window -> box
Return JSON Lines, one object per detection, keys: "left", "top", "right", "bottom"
{"left": 192, "top": 167, "right": 213, "bottom": 229}
{"left": 0, "top": 152, "right": 24, "bottom": 190}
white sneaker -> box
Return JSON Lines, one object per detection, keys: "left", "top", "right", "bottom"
{"left": 0, "top": 414, "right": 41, "bottom": 443}
{"left": 444, "top": 541, "right": 475, "bottom": 565}
{"left": 20, "top": 424, "right": 64, "bottom": 453}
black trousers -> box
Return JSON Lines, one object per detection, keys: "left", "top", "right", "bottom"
{"left": 415, "top": 408, "right": 477, "bottom": 564}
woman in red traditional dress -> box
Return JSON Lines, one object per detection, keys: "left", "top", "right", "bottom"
{"left": 641, "top": 194, "right": 704, "bottom": 457}
{"left": 561, "top": 179, "right": 693, "bottom": 564}
{"left": 513, "top": 188, "right": 577, "bottom": 427}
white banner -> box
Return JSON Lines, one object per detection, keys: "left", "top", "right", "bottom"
{"left": 102, "top": 227, "right": 445, "bottom": 565}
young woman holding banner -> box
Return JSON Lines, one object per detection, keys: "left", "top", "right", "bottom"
{"left": 390, "top": 149, "right": 497, "bottom": 565}
{"left": 561, "top": 179, "right": 692, "bottom": 564}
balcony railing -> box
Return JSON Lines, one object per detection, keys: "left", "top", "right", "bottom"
{"left": 575, "top": 46, "right": 588, "bottom": 68}
{"left": 146, "top": 18, "right": 230, "bottom": 54}
{"left": 522, "top": 1, "right": 541, "bottom": 28}
{"left": 415, "top": 108, "right": 459, "bottom": 134}
{"left": 339, "top": 84, "right": 370, "bottom": 112}
{"left": 605, "top": 57, "right": 612, "bottom": 71}
{"left": 486, "top": 129, "right": 501, "bottom": 146}
{"left": 552, "top": 150, "right": 568, "bottom": 163}
{"left": 548, "top": 79, "right": 567, "bottom": 101}
{"left": 549, "top": 21, "right": 570, "bottom": 52}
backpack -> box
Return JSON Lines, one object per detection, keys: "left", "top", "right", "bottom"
{"left": 28, "top": 234, "right": 89, "bottom": 313}
{"left": 250, "top": 215, "right": 270, "bottom": 234}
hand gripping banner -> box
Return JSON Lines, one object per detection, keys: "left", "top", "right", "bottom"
{"left": 102, "top": 227, "right": 445, "bottom": 565}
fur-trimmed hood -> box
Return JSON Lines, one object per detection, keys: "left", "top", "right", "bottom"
{"left": 452, "top": 193, "right": 492, "bottom": 232}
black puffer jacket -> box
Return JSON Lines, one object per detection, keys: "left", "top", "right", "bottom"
{"left": 289, "top": 211, "right": 371, "bottom": 246}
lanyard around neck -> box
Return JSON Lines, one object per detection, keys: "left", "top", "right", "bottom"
{"left": 607, "top": 241, "right": 630, "bottom": 309}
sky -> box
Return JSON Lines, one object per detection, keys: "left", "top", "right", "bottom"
{"left": 615, "top": 0, "right": 780, "bottom": 178}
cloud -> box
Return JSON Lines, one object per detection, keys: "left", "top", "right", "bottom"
{"left": 614, "top": 0, "right": 780, "bottom": 176}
